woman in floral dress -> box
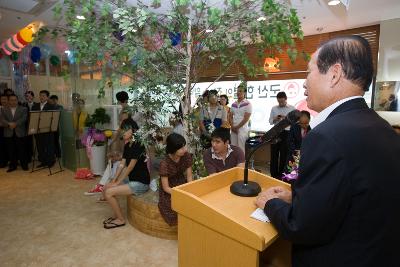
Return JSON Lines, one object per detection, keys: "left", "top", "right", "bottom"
{"left": 158, "top": 133, "right": 193, "bottom": 226}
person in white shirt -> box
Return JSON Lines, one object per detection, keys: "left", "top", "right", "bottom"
{"left": 268, "top": 92, "right": 295, "bottom": 178}
{"left": 230, "top": 83, "right": 252, "bottom": 153}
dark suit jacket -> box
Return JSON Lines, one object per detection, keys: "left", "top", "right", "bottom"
{"left": 1, "top": 106, "right": 28, "bottom": 137}
{"left": 265, "top": 98, "right": 400, "bottom": 267}
{"left": 287, "top": 123, "right": 311, "bottom": 160}
{"left": 31, "top": 102, "right": 55, "bottom": 111}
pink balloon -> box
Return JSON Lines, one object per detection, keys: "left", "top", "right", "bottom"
{"left": 55, "top": 38, "right": 69, "bottom": 55}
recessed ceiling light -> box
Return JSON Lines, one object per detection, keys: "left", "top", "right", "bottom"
{"left": 76, "top": 15, "right": 85, "bottom": 20}
{"left": 328, "top": 0, "right": 341, "bottom": 5}
{"left": 206, "top": 29, "right": 213, "bottom": 33}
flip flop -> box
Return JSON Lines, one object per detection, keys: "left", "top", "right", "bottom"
{"left": 97, "top": 197, "right": 107, "bottom": 203}
{"left": 103, "top": 217, "right": 116, "bottom": 224}
{"left": 104, "top": 221, "right": 126, "bottom": 229}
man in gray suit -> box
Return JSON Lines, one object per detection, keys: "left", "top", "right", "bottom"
{"left": 1, "top": 94, "right": 28, "bottom": 172}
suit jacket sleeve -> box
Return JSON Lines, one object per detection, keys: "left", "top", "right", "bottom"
{"left": 15, "top": 107, "right": 28, "bottom": 126}
{"left": 287, "top": 126, "right": 297, "bottom": 158}
{"left": 264, "top": 130, "right": 352, "bottom": 245}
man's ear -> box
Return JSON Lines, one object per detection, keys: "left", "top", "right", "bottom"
{"left": 330, "top": 63, "right": 342, "bottom": 88}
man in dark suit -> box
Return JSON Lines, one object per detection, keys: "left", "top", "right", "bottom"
{"left": 256, "top": 36, "right": 400, "bottom": 266}
{"left": 1, "top": 94, "right": 28, "bottom": 172}
{"left": 286, "top": 110, "right": 311, "bottom": 166}
{"left": 32, "top": 90, "right": 56, "bottom": 168}
{"left": 22, "top": 90, "right": 36, "bottom": 162}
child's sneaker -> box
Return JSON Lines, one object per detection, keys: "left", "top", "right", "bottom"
{"left": 84, "top": 184, "right": 103, "bottom": 195}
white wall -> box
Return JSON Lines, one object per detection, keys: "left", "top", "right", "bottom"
{"left": 377, "top": 18, "right": 400, "bottom": 82}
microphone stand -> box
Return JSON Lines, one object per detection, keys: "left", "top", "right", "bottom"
{"left": 230, "top": 137, "right": 273, "bottom": 197}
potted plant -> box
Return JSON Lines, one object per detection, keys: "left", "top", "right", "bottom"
{"left": 81, "top": 108, "right": 111, "bottom": 175}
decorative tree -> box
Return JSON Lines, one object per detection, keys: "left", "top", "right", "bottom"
{"left": 51, "top": 0, "right": 304, "bottom": 176}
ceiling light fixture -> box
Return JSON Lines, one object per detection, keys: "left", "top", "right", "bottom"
{"left": 328, "top": 0, "right": 341, "bottom": 5}
{"left": 206, "top": 29, "right": 213, "bottom": 33}
{"left": 76, "top": 15, "right": 85, "bottom": 20}
{"left": 257, "top": 16, "right": 266, "bottom": 22}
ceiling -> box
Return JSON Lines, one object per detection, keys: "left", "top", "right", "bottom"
{"left": 0, "top": 0, "right": 400, "bottom": 42}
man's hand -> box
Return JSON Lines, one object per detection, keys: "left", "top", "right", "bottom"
{"left": 8, "top": 122, "right": 16, "bottom": 129}
{"left": 255, "top": 186, "right": 292, "bottom": 209}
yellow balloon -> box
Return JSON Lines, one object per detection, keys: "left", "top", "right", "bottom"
{"left": 19, "top": 27, "right": 34, "bottom": 43}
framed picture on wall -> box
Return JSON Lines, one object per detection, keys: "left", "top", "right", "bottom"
{"left": 373, "top": 81, "right": 400, "bottom": 112}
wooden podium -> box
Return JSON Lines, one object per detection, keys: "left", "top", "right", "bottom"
{"left": 172, "top": 167, "right": 291, "bottom": 267}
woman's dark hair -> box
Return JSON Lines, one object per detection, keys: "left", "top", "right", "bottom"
{"left": 211, "top": 127, "right": 230, "bottom": 143}
{"left": 50, "top": 95, "right": 58, "bottom": 100}
{"left": 166, "top": 133, "right": 186, "bottom": 155}
{"left": 120, "top": 117, "right": 139, "bottom": 132}
{"left": 300, "top": 110, "right": 311, "bottom": 119}
{"left": 116, "top": 91, "right": 129, "bottom": 103}
{"left": 220, "top": 94, "right": 229, "bottom": 105}
{"left": 317, "top": 35, "right": 373, "bottom": 91}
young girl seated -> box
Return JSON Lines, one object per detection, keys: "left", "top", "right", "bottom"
{"left": 102, "top": 118, "right": 150, "bottom": 229}
{"left": 84, "top": 151, "right": 122, "bottom": 196}
{"left": 158, "top": 133, "right": 193, "bottom": 226}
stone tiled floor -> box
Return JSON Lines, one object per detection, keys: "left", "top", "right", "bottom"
{"left": 0, "top": 167, "right": 178, "bottom": 267}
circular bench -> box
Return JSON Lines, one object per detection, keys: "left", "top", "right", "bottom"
{"left": 126, "top": 190, "right": 177, "bottom": 240}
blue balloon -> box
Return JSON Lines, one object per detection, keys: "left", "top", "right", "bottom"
{"left": 30, "top": 46, "right": 41, "bottom": 63}
{"left": 169, "top": 32, "right": 181, "bottom": 46}
{"left": 39, "top": 44, "right": 52, "bottom": 58}
{"left": 67, "top": 50, "right": 76, "bottom": 64}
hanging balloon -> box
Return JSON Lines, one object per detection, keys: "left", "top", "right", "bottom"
{"left": 67, "top": 50, "right": 76, "bottom": 64}
{"left": 169, "top": 32, "right": 181, "bottom": 46}
{"left": 16, "top": 32, "right": 28, "bottom": 46}
{"left": 1, "top": 42, "right": 13, "bottom": 55}
{"left": 50, "top": 55, "right": 60, "bottom": 66}
{"left": 55, "top": 38, "right": 69, "bottom": 55}
{"left": 39, "top": 44, "right": 52, "bottom": 58}
{"left": 10, "top": 51, "right": 19, "bottom": 61}
{"left": 113, "top": 30, "right": 125, "bottom": 42}
{"left": 19, "top": 27, "right": 34, "bottom": 43}
{"left": 30, "top": 46, "right": 41, "bottom": 63}
{"left": 12, "top": 34, "right": 25, "bottom": 49}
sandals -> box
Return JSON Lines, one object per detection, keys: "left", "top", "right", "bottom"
{"left": 104, "top": 219, "right": 126, "bottom": 229}
{"left": 97, "top": 197, "right": 107, "bottom": 203}
{"left": 103, "top": 217, "right": 116, "bottom": 224}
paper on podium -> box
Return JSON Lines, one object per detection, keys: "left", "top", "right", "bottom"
{"left": 251, "top": 208, "right": 270, "bottom": 223}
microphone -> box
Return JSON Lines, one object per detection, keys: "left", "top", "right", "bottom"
{"left": 230, "top": 109, "right": 301, "bottom": 197}
{"left": 261, "top": 109, "right": 302, "bottom": 142}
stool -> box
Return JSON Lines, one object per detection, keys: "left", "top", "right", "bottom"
{"left": 126, "top": 190, "right": 177, "bottom": 240}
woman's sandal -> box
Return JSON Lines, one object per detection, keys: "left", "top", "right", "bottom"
{"left": 104, "top": 219, "right": 126, "bottom": 229}
{"left": 103, "top": 217, "right": 116, "bottom": 224}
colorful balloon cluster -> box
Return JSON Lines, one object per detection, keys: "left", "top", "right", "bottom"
{"left": 1, "top": 25, "right": 35, "bottom": 56}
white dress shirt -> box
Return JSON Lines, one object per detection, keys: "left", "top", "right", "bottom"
{"left": 310, "top": 96, "right": 363, "bottom": 129}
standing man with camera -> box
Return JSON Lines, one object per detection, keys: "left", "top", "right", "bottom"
{"left": 268, "top": 92, "right": 295, "bottom": 178}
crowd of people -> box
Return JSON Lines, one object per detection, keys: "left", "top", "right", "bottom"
{"left": 0, "top": 89, "right": 63, "bottom": 172}
{"left": 90, "top": 84, "right": 313, "bottom": 229}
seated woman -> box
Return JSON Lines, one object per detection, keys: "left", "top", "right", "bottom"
{"left": 158, "top": 133, "right": 193, "bottom": 226}
{"left": 102, "top": 118, "right": 150, "bottom": 229}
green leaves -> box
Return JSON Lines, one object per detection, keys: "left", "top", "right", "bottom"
{"left": 207, "top": 7, "right": 222, "bottom": 26}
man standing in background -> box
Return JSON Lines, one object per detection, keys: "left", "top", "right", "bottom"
{"left": 32, "top": 90, "right": 56, "bottom": 168}
{"left": 1, "top": 94, "right": 28, "bottom": 172}
{"left": 268, "top": 92, "right": 295, "bottom": 178}
{"left": 230, "top": 83, "right": 252, "bottom": 153}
